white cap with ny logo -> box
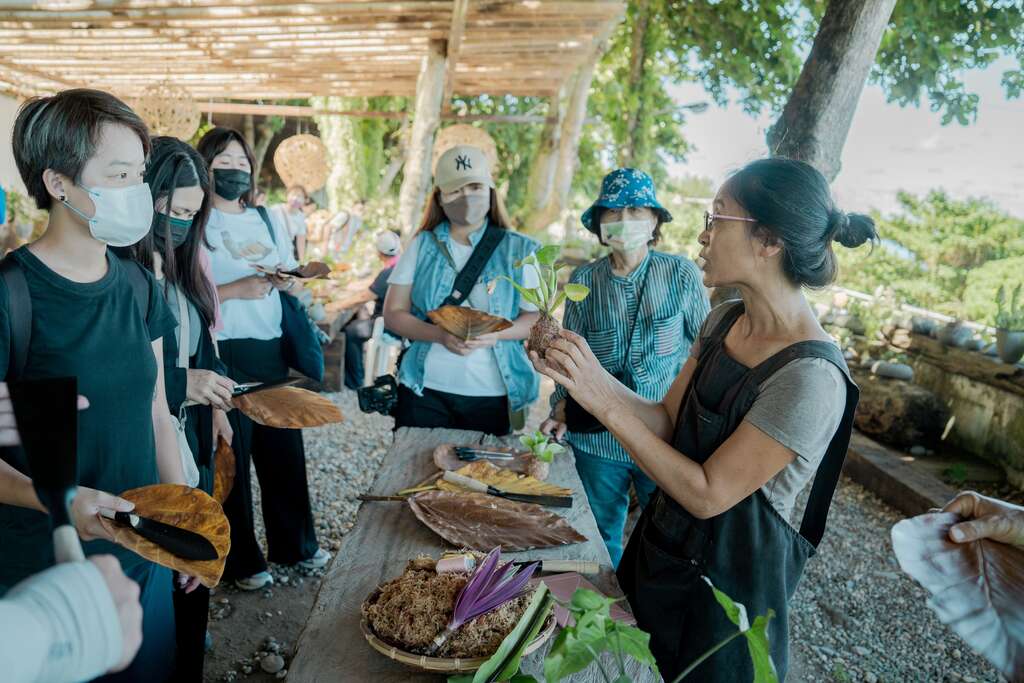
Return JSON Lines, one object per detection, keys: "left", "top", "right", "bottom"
{"left": 434, "top": 144, "right": 495, "bottom": 194}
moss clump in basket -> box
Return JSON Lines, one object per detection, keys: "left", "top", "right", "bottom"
{"left": 361, "top": 556, "right": 534, "bottom": 658}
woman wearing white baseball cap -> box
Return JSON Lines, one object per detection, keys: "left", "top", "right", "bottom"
{"left": 383, "top": 145, "right": 541, "bottom": 435}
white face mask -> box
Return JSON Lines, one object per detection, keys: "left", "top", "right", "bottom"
{"left": 600, "top": 218, "right": 654, "bottom": 253}
{"left": 63, "top": 183, "right": 155, "bottom": 248}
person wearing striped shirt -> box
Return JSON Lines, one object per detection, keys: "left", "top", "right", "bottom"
{"left": 542, "top": 168, "right": 709, "bottom": 567}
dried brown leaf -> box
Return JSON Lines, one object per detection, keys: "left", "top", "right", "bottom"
{"left": 892, "top": 512, "right": 1024, "bottom": 679}
{"left": 285, "top": 261, "right": 331, "bottom": 279}
{"left": 427, "top": 305, "right": 513, "bottom": 341}
{"left": 232, "top": 386, "right": 344, "bottom": 429}
{"left": 436, "top": 460, "right": 570, "bottom": 497}
{"left": 213, "top": 436, "right": 235, "bottom": 505}
{"left": 98, "top": 484, "right": 230, "bottom": 588}
{"left": 408, "top": 490, "right": 586, "bottom": 551}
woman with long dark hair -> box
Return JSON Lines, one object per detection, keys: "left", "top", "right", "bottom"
{"left": 116, "top": 136, "right": 235, "bottom": 678}
{"left": 532, "top": 158, "right": 873, "bottom": 681}
{"left": 196, "top": 127, "right": 328, "bottom": 592}
{"left": 382, "top": 145, "right": 541, "bottom": 435}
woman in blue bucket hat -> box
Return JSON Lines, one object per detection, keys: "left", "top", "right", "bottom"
{"left": 541, "top": 168, "right": 709, "bottom": 567}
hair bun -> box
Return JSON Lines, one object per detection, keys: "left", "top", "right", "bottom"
{"left": 831, "top": 210, "right": 878, "bottom": 249}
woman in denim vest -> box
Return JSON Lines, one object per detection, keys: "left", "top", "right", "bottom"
{"left": 383, "top": 145, "right": 540, "bottom": 435}
{"left": 542, "top": 169, "right": 709, "bottom": 567}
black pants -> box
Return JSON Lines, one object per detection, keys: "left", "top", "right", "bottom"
{"left": 343, "top": 318, "right": 373, "bottom": 390}
{"left": 218, "top": 338, "right": 320, "bottom": 579}
{"left": 394, "top": 384, "right": 510, "bottom": 435}
{"left": 171, "top": 583, "right": 208, "bottom": 682}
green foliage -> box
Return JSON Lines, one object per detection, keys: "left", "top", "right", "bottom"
{"left": 834, "top": 191, "right": 1024, "bottom": 323}
{"left": 995, "top": 283, "right": 1024, "bottom": 330}
{"left": 499, "top": 246, "right": 590, "bottom": 315}
{"left": 543, "top": 589, "right": 658, "bottom": 683}
{"left": 942, "top": 462, "right": 970, "bottom": 487}
{"left": 518, "top": 431, "right": 566, "bottom": 463}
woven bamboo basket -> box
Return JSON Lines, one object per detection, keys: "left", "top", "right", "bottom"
{"left": 360, "top": 595, "right": 556, "bottom": 673}
{"left": 433, "top": 124, "right": 499, "bottom": 175}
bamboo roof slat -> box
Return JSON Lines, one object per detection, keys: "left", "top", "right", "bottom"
{"left": 0, "top": 0, "right": 623, "bottom": 100}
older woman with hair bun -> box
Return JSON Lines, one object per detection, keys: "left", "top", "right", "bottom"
{"left": 531, "top": 157, "right": 876, "bottom": 681}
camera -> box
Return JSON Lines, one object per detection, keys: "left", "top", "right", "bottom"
{"left": 357, "top": 375, "right": 398, "bottom": 416}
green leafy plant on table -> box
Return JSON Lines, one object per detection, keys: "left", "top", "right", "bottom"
{"left": 995, "top": 284, "right": 1024, "bottom": 331}
{"left": 519, "top": 431, "right": 565, "bottom": 463}
{"left": 453, "top": 579, "right": 778, "bottom": 683}
{"left": 495, "top": 245, "right": 590, "bottom": 359}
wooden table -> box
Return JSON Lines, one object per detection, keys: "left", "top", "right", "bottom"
{"left": 289, "top": 427, "right": 657, "bottom": 682}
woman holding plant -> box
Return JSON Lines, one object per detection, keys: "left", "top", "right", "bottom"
{"left": 383, "top": 145, "right": 541, "bottom": 435}
{"left": 540, "top": 168, "right": 709, "bottom": 569}
{"left": 532, "top": 158, "right": 872, "bottom": 681}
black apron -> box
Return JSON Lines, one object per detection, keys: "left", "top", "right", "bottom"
{"left": 617, "top": 301, "right": 859, "bottom": 681}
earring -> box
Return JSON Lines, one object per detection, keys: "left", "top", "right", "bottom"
{"left": 59, "top": 194, "right": 65, "bottom": 202}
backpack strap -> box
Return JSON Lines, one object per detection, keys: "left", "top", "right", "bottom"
{"left": 0, "top": 255, "right": 30, "bottom": 380}
{"left": 117, "top": 257, "right": 151, "bottom": 322}
{"left": 430, "top": 223, "right": 506, "bottom": 307}
{"left": 255, "top": 206, "right": 277, "bottom": 246}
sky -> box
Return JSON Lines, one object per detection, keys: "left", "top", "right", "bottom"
{"left": 666, "top": 57, "right": 1024, "bottom": 218}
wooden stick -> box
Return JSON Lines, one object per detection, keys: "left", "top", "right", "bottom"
{"left": 357, "top": 495, "right": 406, "bottom": 502}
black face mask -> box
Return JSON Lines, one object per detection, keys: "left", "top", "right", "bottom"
{"left": 214, "top": 169, "right": 251, "bottom": 201}
{"left": 153, "top": 215, "right": 192, "bottom": 253}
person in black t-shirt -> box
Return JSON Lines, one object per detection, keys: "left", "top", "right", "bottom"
{"left": 342, "top": 230, "right": 401, "bottom": 390}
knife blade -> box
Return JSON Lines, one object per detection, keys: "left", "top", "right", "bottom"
{"left": 101, "top": 509, "right": 218, "bottom": 561}
{"left": 442, "top": 471, "right": 573, "bottom": 508}
{"left": 232, "top": 377, "right": 302, "bottom": 397}
{"left": 513, "top": 559, "right": 602, "bottom": 574}
{"left": 454, "top": 447, "right": 515, "bottom": 461}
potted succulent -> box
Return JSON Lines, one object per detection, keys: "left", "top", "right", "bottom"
{"left": 994, "top": 284, "right": 1024, "bottom": 364}
{"left": 496, "top": 245, "right": 590, "bottom": 358}
{"left": 518, "top": 430, "right": 565, "bottom": 463}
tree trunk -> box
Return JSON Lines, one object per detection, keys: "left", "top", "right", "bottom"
{"left": 521, "top": 91, "right": 565, "bottom": 231}
{"left": 619, "top": 0, "right": 650, "bottom": 168}
{"left": 378, "top": 116, "right": 410, "bottom": 196}
{"left": 397, "top": 39, "right": 447, "bottom": 237}
{"left": 766, "top": 0, "right": 897, "bottom": 180}
{"left": 522, "top": 53, "right": 602, "bottom": 233}
{"left": 252, "top": 118, "right": 278, "bottom": 185}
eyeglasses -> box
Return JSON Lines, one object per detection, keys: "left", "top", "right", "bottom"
{"left": 704, "top": 211, "right": 758, "bottom": 232}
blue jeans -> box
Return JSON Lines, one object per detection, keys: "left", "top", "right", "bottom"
{"left": 573, "top": 447, "right": 657, "bottom": 568}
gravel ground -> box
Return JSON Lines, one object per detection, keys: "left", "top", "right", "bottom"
{"left": 204, "top": 385, "right": 1007, "bottom": 682}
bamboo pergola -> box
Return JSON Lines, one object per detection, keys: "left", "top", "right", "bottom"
{"left": 0, "top": 0, "right": 623, "bottom": 101}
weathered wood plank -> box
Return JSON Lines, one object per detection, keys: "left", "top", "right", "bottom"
{"left": 890, "top": 330, "right": 1024, "bottom": 397}
{"left": 289, "top": 427, "right": 657, "bottom": 682}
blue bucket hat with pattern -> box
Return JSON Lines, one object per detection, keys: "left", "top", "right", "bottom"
{"left": 581, "top": 168, "right": 673, "bottom": 233}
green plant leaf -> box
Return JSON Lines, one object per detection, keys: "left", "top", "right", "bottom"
{"left": 745, "top": 613, "right": 778, "bottom": 683}
{"left": 550, "top": 291, "right": 567, "bottom": 313}
{"left": 564, "top": 283, "right": 590, "bottom": 302}
{"left": 544, "top": 630, "right": 605, "bottom": 683}
{"left": 510, "top": 675, "right": 538, "bottom": 683}
{"left": 571, "top": 588, "right": 612, "bottom": 613}
{"left": 704, "top": 577, "right": 749, "bottom": 631}
{"left": 535, "top": 245, "right": 561, "bottom": 267}
{"left": 498, "top": 276, "right": 543, "bottom": 308}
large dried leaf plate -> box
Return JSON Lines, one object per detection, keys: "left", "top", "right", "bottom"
{"left": 427, "top": 305, "right": 512, "bottom": 341}
{"left": 408, "top": 490, "right": 586, "bottom": 552}
{"left": 432, "top": 444, "right": 550, "bottom": 480}
{"left": 98, "top": 484, "right": 230, "bottom": 588}
{"left": 436, "top": 460, "right": 571, "bottom": 497}
{"left": 232, "top": 386, "right": 343, "bottom": 429}
{"left": 213, "top": 436, "right": 235, "bottom": 505}
{"left": 892, "top": 512, "right": 1024, "bottom": 679}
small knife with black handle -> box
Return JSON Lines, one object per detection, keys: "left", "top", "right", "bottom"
{"left": 442, "top": 471, "right": 573, "bottom": 508}
{"left": 100, "top": 509, "right": 218, "bottom": 561}
{"left": 513, "top": 559, "right": 602, "bottom": 574}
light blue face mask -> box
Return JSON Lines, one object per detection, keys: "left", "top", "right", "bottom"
{"left": 63, "top": 182, "right": 155, "bottom": 247}
{"left": 600, "top": 218, "right": 654, "bottom": 253}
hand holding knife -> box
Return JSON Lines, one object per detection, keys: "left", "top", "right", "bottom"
{"left": 99, "top": 508, "right": 218, "bottom": 561}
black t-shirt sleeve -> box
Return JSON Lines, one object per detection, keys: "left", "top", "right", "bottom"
{"left": 0, "top": 277, "right": 9, "bottom": 381}
{"left": 369, "top": 266, "right": 393, "bottom": 301}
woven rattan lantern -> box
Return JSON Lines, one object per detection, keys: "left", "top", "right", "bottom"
{"left": 36, "top": 0, "right": 93, "bottom": 9}
{"left": 432, "top": 125, "right": 499, "bottom": 175}
{"left": 274, "top": 134, "right": 330, "bottom": 193}
{"left": 133, "top": 82, "right": 200, "bottom": 141}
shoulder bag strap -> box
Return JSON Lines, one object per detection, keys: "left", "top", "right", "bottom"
{"left": 620, "top": 262, "right": 653, "bottom": 378}
{"left": 172, "top": 284, "right": 190, "bottom": 369}
{"left": 431, "top": 223, "right": 506, "bottom": 307}
{"left": 255, "top": 206, "right": 277, "bottom": 246}
{"left": 0, "top": 256, "right": 30, "bottom": 380}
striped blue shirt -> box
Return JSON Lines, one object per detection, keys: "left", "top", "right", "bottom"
{"left": 551, "top": 251, "right": 709, "bottom": 462}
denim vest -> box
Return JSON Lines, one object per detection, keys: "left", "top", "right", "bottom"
{"left": 399, "top": 220, "right": 540, "bottom": 411}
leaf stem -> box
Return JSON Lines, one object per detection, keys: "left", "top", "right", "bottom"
{"left": 584, "top": 643, "right": 614, "bottom": 683}
{"left": 670, "top": 630, "right": 745, "bottom": 682}
{"left": 611, "top": 626, "right": 626, "bottom": 677}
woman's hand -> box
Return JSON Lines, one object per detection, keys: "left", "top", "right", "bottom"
{"left": 212, "top": 408, "right": 233, "bottom": 446}
{"left": 540, "top": 399, "right": 568, "bottom": 441}
{"left": 438, "top": 331, "right": 473, "bottom": 356}
{"left": 464, "top": 332, "right": 500, "bottom": 350}
{"left": 942, "top": 491, "right": 1024, "bottom": 548}
{"left": 267, "top": 273, "right": 295, "bottom": 292}
{"left": 227, "top": 275, "right": 273, "bottom": 300}
{"left": 176, "top": 572, "right": 203, "bottom": 594}
{"left": 89, "top": 555, "right": 143, "bottom": 673}
{"left": 71, "top": 487, "right": 135, "bottom": 542}
{"left": 186, "top": 370, "right": 236, "bottom": 412}
{"left": 529, "top": 330, "right": 623, "bottom": 421}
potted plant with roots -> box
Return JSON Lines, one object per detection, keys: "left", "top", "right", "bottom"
{"left": 994, "top": 284, "right": 1024, "bottom": 364}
